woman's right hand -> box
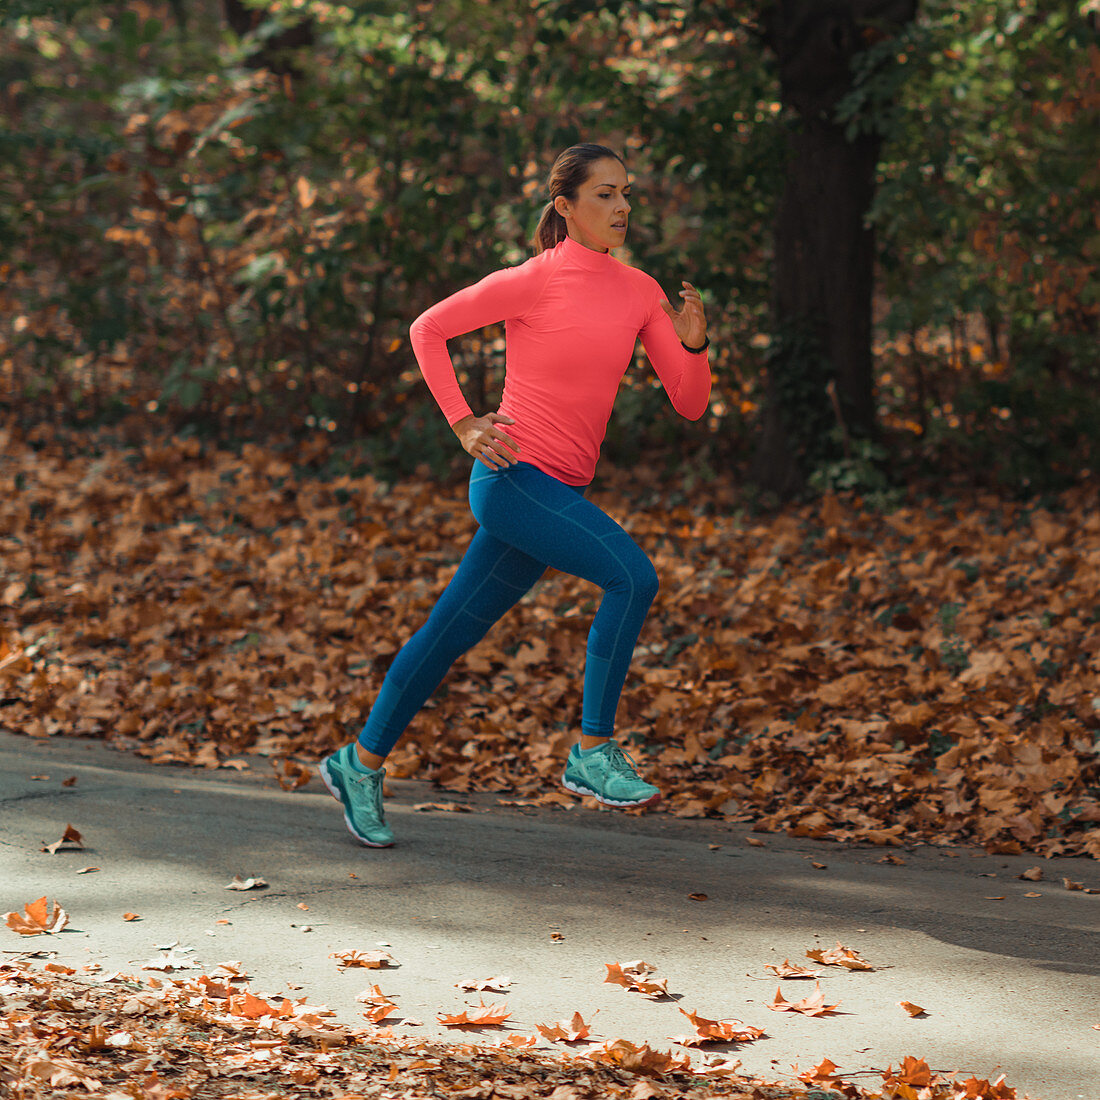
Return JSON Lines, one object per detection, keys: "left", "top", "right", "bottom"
{"left": 452, "top": 412, "right": 521, "bottom": 470}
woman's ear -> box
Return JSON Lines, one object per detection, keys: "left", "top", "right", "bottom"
{"left": 553, "top": 195, "right": 571, "bottom": 219}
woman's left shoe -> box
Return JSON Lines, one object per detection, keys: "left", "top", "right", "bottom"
{"left": 319, "top": 743, "right": 395, "bottom": 847}
{"left": 561, "top": 739, "right": 661, "bottom": 808}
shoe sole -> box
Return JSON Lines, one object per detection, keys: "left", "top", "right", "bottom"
{"left": 319, "top": 762, "right": 395, "bottom": 848}
{"left": 561, "top": 776, "right": 662, "bottom": 809}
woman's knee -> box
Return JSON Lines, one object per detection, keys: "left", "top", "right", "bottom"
{"left": 635, "top": 556, "right": 659, "bottom": 607}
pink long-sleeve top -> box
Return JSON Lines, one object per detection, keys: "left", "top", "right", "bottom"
{"left": 408, "top": 234, "right": 712, "bottom": 486}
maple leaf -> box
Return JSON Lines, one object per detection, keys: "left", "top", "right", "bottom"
{"left": 588, "top": 1039, "right": 692, "bottom": 1078}
{"left": 437, "top": 1001, "right": 511, "bottom": 1029}
{"left": 604, "top": 960, "right": 669, "bottom": 999}
{"left": 355, "top": 984, "right": 398, "bottom": 1023}
{"left": 42, "top": 824, "right": 84, "bottom": 854}
{"left": 674, "top": 1007, "right": 764, "bottom": 1046}
{"left": 767, "top": 984, "right": 841, "bottom": 1017}
{"left": 457, "top": 975, "right": 512, "bottom": 992}
{"left": 331, "top": 949, "right": 394, "bottom": 970}
{"left": 798, "top": 1057, "right": 843, "bottom": 1085}
{"left": 1019, "top": 866, "right": 1042, "bottom": 881}
{"left": 805, "top": 941, "right": 873, "bottom": 970}
{"left": 883, "top": 1055, "right": 935, "bottom": 1088}
{"left": 4, "top": 896, "right": 70, "bottom": 935}
{"left": 122, "top": 912, "right": 141, "bottom": 921}
{"left": 898, "top": 1000, "right": 926, "bottom": 1017}
{"left": 536, "top": 1011, "right": 593, "bottom": 1043}
{"left": 413, "top": 801, "right": 472, "bottom": 813}
{"left": 272, "top": 757, "right": 312, "bottom": 790}
{"left": 765, "top": 958, "right": 820, "bottom": 979}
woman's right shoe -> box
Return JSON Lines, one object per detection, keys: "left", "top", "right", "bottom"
{"left": 561, "top": 739, "right": 661, "bottom": 808}
{"left": 319, "top": 743, "right": 395, "bottom": 847}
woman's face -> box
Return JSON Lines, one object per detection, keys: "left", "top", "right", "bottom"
{"left": 554, "top": 157, "right": 631, "bottom": 253}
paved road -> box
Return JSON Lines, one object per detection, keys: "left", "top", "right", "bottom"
{"left": 1, "top": 730, "right": 1097, "bottom": 1099}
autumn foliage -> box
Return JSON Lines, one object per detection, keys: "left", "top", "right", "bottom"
{"left": 1, "top": 427, "right": 1098, "bottom": 857}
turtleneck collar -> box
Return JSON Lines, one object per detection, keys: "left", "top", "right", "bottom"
{"left": 558, "top": 233, "right": 617, "bottom": 271}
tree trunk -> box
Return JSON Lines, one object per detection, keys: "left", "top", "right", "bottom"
{"left": 751, "top": 0, "right": 918, "bottom": 496}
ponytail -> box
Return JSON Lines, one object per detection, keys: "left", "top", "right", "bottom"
{"left": 531, "top": 142, "right": 625, "bottom": 256}
{"left": 533, "top": 201, "right": 567, "bottom": 255}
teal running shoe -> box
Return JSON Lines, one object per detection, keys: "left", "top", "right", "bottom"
{"left": 319, "top": 743, "right": 395, "bottom": 847}
{"left": 561, "top": 740, "right": 661, "bottom": 808}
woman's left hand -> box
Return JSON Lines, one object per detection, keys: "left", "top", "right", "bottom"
{"left": 660, "top": 280, "right": 707, "bottom": 349}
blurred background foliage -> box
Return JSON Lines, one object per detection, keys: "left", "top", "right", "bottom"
{"left": 0, "top": 0, "right": 1096, "bottom": 496}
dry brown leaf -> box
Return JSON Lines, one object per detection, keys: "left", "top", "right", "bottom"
{"left": 805, "top": 942, "right": 873, "bottom": 971}
{"left": 1019, "top": 866, "right": 1043, "bottom": 881}
{"left": 765, "top": 959, "right": 821, "bottom": 979}
{"left": 355, "top": 984, "right": 398, "bottom": 1023}
{"left": 331, "top": 949, "right": 394, "bottom": 970}
{"left": 457, "top": 975, "right": 512, "bottom": 993}
{"left": 536, "top": 1011, "right": 593, "bottom": 1043}
{"left": 413, "top": 801, "right": 472, "bottom": 813}
{"left": 883, "top": 1055, "right": 935, "bottom": 1088}
{"left": 898, "top": 1000, "right": 926, "bottom": 1017}
{"left": 4, "top": 896, "right": 70, "bottom": 935}
{"left": 687, "top": 892, "right": 708, "bottom": 901}
{"left": 437, "top": 1001, "right": 511, "bottom": 1029}
{"left": 272, "top": 757, "right": 312, "bottom": 791}
{"left": 122, "top": 912, "right": 141, "bottom": 921}
{"left": 588, "top": 1039, "right": 692, "bottom": 1077}
{"left": 76, "top": 866, "right": 100, "bottom": 874}
{"left": 42, "top": 824, "right": 84, "bottom": 854}
{"left": 767, "top": 983, "right": 841, "bottom": 1017}
{"left": 798, "top": 1057, "right": 844, "bottom": 1086}
{"left": 62, "top": 775, "right": 77, "bottom": 787}
{"left": 604, "top": 960, "right": 669, "bottom": 999}
{"left": 673, "top": 1007, "right": 765, "bottom": 1046}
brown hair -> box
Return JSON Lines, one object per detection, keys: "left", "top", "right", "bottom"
{"left": 533, "top": 143, "right": 626, "bottom": 255}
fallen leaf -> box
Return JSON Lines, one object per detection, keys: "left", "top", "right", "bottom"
{"left": 495, "top": 1034, "right": 538, "bottom": 1048}
{"left": 746, "top": 838, "right": 766, "bottom": 848}
{"left": 355, "top": 984, "right": 398, "bottom": 1023}
{"left": 1023, "top": 891, "right": 1042, "bottom": 898}
{"left": 877, "top": 854, "right": 906, "bottom": 864}
{"left": 1062, "top": 877, "right": 1100, "bottom": 893}
{"left": 673, "top": 1007, "right": 765, "bottom": 1046}
{"left": 226, "top": 875, "right": 268, "bottom": 891}
{"left": 883, "top": 1055, "right": 934, "bottom": 1088}
{"left": 4, "top": 897, "right": 70, "bottom": 935}
{"left": 413, "top": 801, "right": 472, "bottom": 813}
{"left": 272, "top": 757, "right": 312, "bottom": 790}
{"left": 687, "top": 892, "right": 708, "bottom": 901}
{"left": 765, "top": 959, "right": 821, "bottom": 980}
{"left": 42, "top": 824, "right": 84, "bottom": 854}
{"left": 985, "top": 895, "right": 1007, "bottom": 901}
{"left": 1019, "top": 867, "right": 1043, "bottom": 881}
{"left": 898, "top": 1000, "right": 926, "bottom": 1017}
{"left": 605, "top": 960, "right": 669, "bottom": 999}
{"left": 798, "top": 1057, "right": 844, "bottom": 1086}
{"left": 811, "top": 862, "right": 827, "bottom": 870}
{"left": 297, "top": 903, "right": 309, "bottom": 910}
{"left": 62, "top": 776, "right": 77, "bottom": 787}
{"left": 767, "top": 983, "right": 841, "bottom": 1017}
{"left": 437, "top": 1001, "right": 511, "bottom": 1028}
{"left": 805, "top": 942, "right": 873, "bottom": 971}
{"left": 76, "top": 866, "right": 100, "bottom": 874}
{"left": 457, "top": 975, "right": 512, "bottom": 993}
{"left": 122, "top": 912, "right": 141, "bottom": 921}
{"left": 331, "top": 949, "right": 394, "bottom": 970}
{"left": 588, "top": 1039, "right": 692, "bottom": 1077}
{"left": 536, "top": 1011, "right": 593, "bottom": 1043}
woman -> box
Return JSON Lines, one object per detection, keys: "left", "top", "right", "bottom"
{"left": 320, "top": 143, "right": 710, "bottom": 847}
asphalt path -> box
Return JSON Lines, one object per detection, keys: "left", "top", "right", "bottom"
{"left": 1, "top": 730, "right": 1097, "bottom": 1099}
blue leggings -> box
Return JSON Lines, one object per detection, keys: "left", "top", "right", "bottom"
{"left": 357, "top": 461, "right": 659, "bottom": 758}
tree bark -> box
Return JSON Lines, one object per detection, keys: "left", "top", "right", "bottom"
{"left": 751, "top": 0, "right": 918, "bottom": 496}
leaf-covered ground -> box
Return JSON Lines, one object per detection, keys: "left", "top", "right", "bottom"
{"left": 0, "top": 956, "right": 1025, "bottom": 1099}
{"left": 1, "top": 426, "right": 1098, "bottom": 858}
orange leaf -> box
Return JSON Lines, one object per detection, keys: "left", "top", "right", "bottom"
{"left": 604, "top": 960, "right": 669, "bottom": 999}
{"left": 4, "top": 897, "right": 69, "bottom": 935}
{"left": 536, "top": 1011, "right": 593, "bottom": 1043}
{"left": 765, "top": 959, "right": 821, "bottom": 979}
{"left": 798, "top": 1057, "right": 843, "bottom": 1085}
{"left": 588, "top": 1039, "right": 692, "bottom": 1077}
{"left": 883, "top": 1056, "right": 934, "bottom": 1088}
{"left": 437, "top": 1001, "right": 511, "bottom": 1029}
{"left": 42, "top": 824, "right": 84, "bottom": 855}
{"left": 805, "top": 941, "right": 873, "bottom": 970}
{"left": 898, "top": 1000, "right": 925, "bottom": 1017}
{"left": 767, "top": 983, "right": 840, "bottom": 1017}
{"left": 674, "top": 1007, "right": 765, "bottom": 1045}
{"left": 331, "top": 950, "right": 394, "bottom": 970}
{"left": 122, "top": 912, "right": 141, "bottom": 921}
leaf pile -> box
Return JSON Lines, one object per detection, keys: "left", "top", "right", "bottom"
{"left": 0, "top": 959, "right": 1026, "bottom": 1100}
{"left": 1, "top": 428, "right": 1098, "bottom": 856}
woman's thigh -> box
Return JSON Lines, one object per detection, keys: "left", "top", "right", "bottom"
{"left": 468, "top": 463, "right": 656, "bottom": 598}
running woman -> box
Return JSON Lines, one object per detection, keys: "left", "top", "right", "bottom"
{"left": 320, "top": 143, "right": 710, "bottom": 847}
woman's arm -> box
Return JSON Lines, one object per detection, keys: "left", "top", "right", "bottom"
{"left": 409, "top": 263, "right": 539, "bottom": 426}
{"left": 638, "top": 279, "right": 711, "bottom": 420}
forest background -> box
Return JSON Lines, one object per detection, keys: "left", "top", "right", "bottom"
{"left": 1, "top": 0, "right": 1099, "bottom": 859}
